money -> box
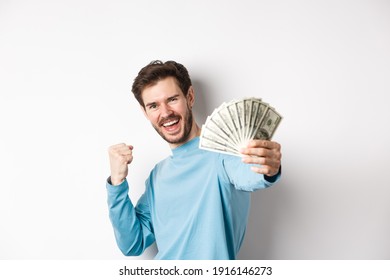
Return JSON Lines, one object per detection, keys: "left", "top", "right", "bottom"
{"left": 199, "top": 97, "right": 282, "bottom": 156}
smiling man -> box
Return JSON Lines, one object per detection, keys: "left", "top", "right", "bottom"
{"left": 106, "top": 60, "right": 282, "bottom": 260}
{"left": 142, "top": 76, "right": 198, "bottom": 147}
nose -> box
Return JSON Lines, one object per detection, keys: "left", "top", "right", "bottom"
{"left": 160, "top": 103, "right": 173, "bottom": 118}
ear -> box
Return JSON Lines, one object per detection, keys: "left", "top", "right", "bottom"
{"left": 187, "top": 86, "right": 195, "bottom": 108}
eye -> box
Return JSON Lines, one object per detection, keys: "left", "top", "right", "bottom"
{"left": 148, "top": 104, "right": 157, "bottom": 110}
{"left": 168, "top": 97, "right": 178, "bottom": 102}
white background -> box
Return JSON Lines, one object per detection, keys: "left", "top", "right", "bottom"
{"left": 0, "top": 0, "right": 389, "bottom": 260}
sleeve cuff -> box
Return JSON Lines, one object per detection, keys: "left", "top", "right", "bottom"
{"left": 264, "top": 165, "right": 282, "bottom": 183}
{"left": 106, "top": 176, "right": 128, "bottom": 193}
{"left": 107, "top": 176, "right": 126, "bottom": 186}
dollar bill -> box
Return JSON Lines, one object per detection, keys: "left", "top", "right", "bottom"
{"left": 213, "top": 103, "right": 241, "bottom": 146}
{"left": 200, "top": 124, "right": 238, "bottom": 152}
{"left": 199, "top": 97, "right": 282, "bottom": 156}
{"left": 199, "top": 130, "right": 240, "bottom": 156}
{"left": 247, "top": 99, "right": 269, "bottom": 140}
{"left": 253, "top": 106, "right": 282, "bottom": 140}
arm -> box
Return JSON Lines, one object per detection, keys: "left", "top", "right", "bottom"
{"left": 222, "top": 140, "right": 282, "bottom": 191}
{"left": 106, "top": 143, "right": 155, "bottom": 256}
{"left": 106, "top": 178, "right": 155, "bottom": 256}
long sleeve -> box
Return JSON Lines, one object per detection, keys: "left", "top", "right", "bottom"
{"left": 106, "top": 179, "right": 155, "bottom": 256}
{"left": 220, "top": 154, "right": 281, "bottom": 191}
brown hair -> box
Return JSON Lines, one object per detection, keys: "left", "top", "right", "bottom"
{"left": 131, "top": 60, "right": 192, "bottom": 107}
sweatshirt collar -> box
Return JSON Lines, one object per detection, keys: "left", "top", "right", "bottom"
{"left": 171, "top": 137, "right": 199, "bottom": 157}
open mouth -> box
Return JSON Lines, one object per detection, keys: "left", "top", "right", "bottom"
{"left": 160, "top": 117, "right": 181, "bottom": 132}
{"left": 162, "top": 119, "right": 179, "bottom": 127}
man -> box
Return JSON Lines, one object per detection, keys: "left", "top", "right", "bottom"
{"left": 106, "top": 60, "right": 282, "bottom": 260}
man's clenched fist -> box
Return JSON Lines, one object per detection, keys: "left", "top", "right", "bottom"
{"left": 108, "top": 143, "right": 133, "bottom": 186}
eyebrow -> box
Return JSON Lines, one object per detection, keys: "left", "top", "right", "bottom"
{"left": 167, "top": 94, "right": 180, "bottom": 100}
{"left": 145, "top": 101, "right": 156, "bottom": 108}
{"left": 145, "top": 94, "right": 181, "bottom": 108}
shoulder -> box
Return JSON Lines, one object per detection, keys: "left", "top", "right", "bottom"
{"left": 144, "top": 155, "right": 170, "bottom": 186}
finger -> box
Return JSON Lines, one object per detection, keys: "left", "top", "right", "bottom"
{"left": 250, "top": 165, "right": 279, "bottom": 176}
{"left": 240, "top": 147, "right": 272, "bottom": 157}
{"left": 242, "top": 156, "right": 280, "bottom": 169}
{"left": 110, "top": 143, "right": 128, "bottom": 149}
{"left": 110, "top": 144, "right": 133, "bottom": 155}
{"left": 242, "top": 155, "right": 265, "bottom": 165}
{"left": 118, "top": 146, "right": 133, "bottom": 155}
{"left": 111, "top": 151, "right": 132, "bottom": 162}
{"left": 247, "top": 140, "right": 281, "bottom": 150}
{"left": 117, "top": 151, "right": 133, "bottom": 163}
{"left": 110, "top": 143, "right": 133, "bottom": 150}
{"left": 125, "top": 155, "right": 133, "bottom": 164}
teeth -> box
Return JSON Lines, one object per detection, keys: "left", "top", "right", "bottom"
{"left": 163, "top": 119, "right": 179, "bottom": 127}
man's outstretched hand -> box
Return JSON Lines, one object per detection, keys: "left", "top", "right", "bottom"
{"left": 240, "top": 140, "right": 282, "bottom": 177}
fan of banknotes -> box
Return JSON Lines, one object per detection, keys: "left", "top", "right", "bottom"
{"left": 199, "top": 97, "right": 282, "bottom": 156}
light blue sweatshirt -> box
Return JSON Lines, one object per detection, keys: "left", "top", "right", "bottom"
{"left": 106, "top": 137, "right": 280, "bottom": 260}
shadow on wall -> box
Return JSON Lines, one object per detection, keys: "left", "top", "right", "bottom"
{"left": 192, "top": 79, "right": 213, "bottom": 126}
{"left": 238, "top": 180, "right": 289, "bottom": 260}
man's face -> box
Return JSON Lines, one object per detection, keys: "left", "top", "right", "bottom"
{"left": 141, "top": 77, "right": 196, "bottom": 148}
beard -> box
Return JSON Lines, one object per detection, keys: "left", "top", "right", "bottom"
{"left": 152, "top": 105, "right": 194, "bottom": 145}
